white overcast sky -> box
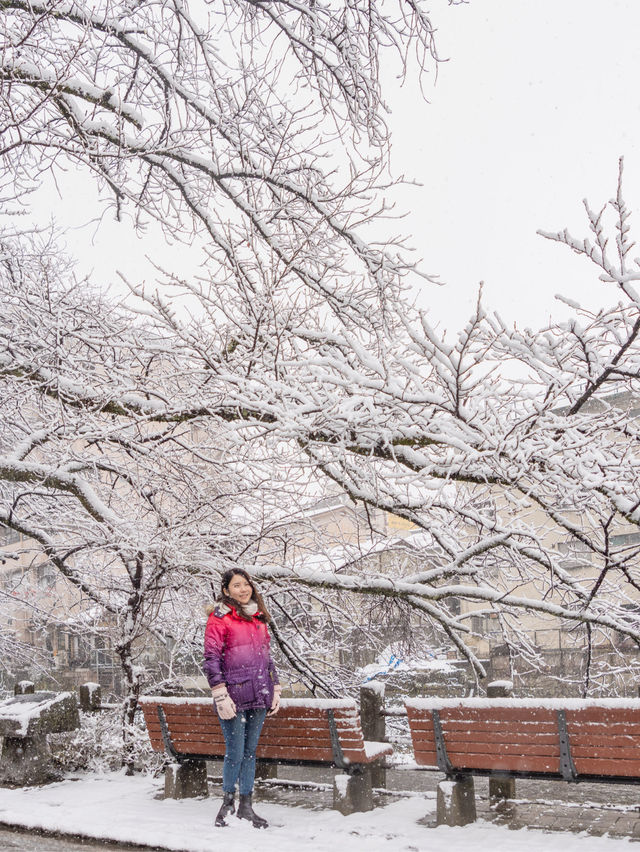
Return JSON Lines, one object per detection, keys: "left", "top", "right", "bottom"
{"left": 45, "top": 0, "right": 640, "bottom": 335}
{"left": 389, "top": 0, "right": 640, "bottom": 332}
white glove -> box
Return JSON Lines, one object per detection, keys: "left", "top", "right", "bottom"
{"left": 212, "top": 685, "right": 236, "bottom": 720}
{"left": 268, "top": 685, "right": 282, "bottom": 717}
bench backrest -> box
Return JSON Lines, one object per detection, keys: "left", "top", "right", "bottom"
{"left": 405, "top": 698, "right": 640, "bottom": 781}
{"left": 139, "top": 697, "right": 377, "bottom": 767}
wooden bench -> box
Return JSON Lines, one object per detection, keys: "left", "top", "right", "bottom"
{"left": 139, "top": 696, "right": 392, "bottom": 814}
{"left": 405, "top": 697, "right": 640, "bottom": 826}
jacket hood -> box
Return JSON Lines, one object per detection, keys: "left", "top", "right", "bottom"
{"left": 205, "top": 601, "right": 260, "bottom": 618}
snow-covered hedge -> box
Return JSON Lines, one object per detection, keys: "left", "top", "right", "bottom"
{"left": 49, "top": 707, "right": 164, "bottom": 774}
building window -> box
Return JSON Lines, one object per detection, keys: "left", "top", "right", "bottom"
{"left": 35, "top": 563, "right": 57, "bottom": 589}
{"left": 471, "top": 615, "right": 484, "bottom": 633}
{"left": 555, "top": 539, "right": 593, "bottom": 569}
{"left": 0, "top": 524, "right": 21, "bottom": 546}
{"left": 610, "top": 531, "right": 640, "bottom": 549}
{"left": 471, "top": 612, "right": 499, "bottom": 635}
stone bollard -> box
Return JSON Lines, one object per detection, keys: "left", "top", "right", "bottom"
{"left": 78, "top": 682, "right": 102, "bottom": 712}
{"left": 14, "top": 681, "right": 34, "bottom": 696}
{"left": 436, "top": 776, "right": 477, "bottom": 826}
{"left": 487, "top": 680, "right": 516, "bottom": 803}
{"left": 487, "top": 680, "right": 513, "bottom": 697}
{"left": 333, "top": 770, "right": 373, "bottom": 816}
{"left": 164, "top": 760, "right": 209, "bottom": 799}
{"left": 0, "top": 731, "right": 52, "bottom": 785}
{"left": 359, "top": 681, "right": 386, "bottom": 789}
{"left": 0, "top": 691, "right": 80, "bottom": 785}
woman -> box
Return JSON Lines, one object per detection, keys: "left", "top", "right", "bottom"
{"left": 203, "top": 568, "right": 281, "bottom": 829}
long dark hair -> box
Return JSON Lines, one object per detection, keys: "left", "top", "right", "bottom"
{"left": 219, "top": 568, "right": 272, "bottom": 623}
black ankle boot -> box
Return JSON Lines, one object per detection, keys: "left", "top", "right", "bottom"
{"left": 237, "top": 793, "right": 268, "bottom": 828}
{"left": 215, "top": 791, "right": 235, "bottom": 827}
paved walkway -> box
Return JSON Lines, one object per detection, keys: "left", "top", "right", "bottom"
{"left": 255, "top": 765, "right": 640, "bottom": 839}
{"left": 474, "top": 777, "right": 640, "bottom": 839}
{"left": 0, "top": 826, "right": 147, "bottom": 851}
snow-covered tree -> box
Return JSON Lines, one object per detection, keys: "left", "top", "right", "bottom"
{"left": 3, "top": 0, "right": 640, "bottom": 704}
{"left": 129, "top": 160, "right": 640, "bottom": 694}
{"left": 1, "top": 0, "right": 440, "bottom": 321}
{"left": 0, "top": 227, "right": 298, "bottom": 765}
{"left": 0, "top": 0, "right": 448, "bottom": 754}
{"left": 6, "top": 163, "right": 640, "bottom": 699}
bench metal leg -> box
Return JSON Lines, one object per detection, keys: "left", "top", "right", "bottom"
{"left": 436, "top": 776, "right": 477, "bottom": 826}
{"left": 333, "top": 767, "right": 373, "bottom": 815}
{"left": 164, "top": 760, "right": 209, "bottom": 799}
{"left": 368, "top": 762, "right": 386, "bottom": 789}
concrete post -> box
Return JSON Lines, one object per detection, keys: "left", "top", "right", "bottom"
{"left": 0, "top": 736, "right": 56, "bottom": 785}
{"left": 360, "top": 682, "right": 386, "bottom": 740}
{"left": 359, "top": 681, "right": 386, "bottom": 788}
{"left": 436, "top": 776, "right": 477, "bottom": 826}
{"left": 487, "top": 680, "right": 516, "bottom": 803}
{"left": 78, "top": 682, "right": 101, "bottom": 712}
{"left": 164, "top": 760, "right": 209, "bottom": 798}
{"left": 487, "top": 680, "right": 513, "bottom": 698}
{"left": 333, "top": 768, "right": 373, "bottom": 815}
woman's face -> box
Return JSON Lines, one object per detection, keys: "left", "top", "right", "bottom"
{"left": 224, "top": 574, "right": 254, "bottom": 606}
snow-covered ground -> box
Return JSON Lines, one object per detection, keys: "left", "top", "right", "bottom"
{"left": 0, "top": 772, "right": 634, "bottom": 852}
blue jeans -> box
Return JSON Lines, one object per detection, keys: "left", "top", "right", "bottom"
{"left": 219, "top": 708, "right": 267, "bottom": 796}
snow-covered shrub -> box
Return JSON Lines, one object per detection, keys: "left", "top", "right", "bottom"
{"left": 49, "top": 707, "right": 164, "bottom": 775}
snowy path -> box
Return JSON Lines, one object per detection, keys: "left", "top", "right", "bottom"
{"left": 0, "top": 772, "right": 634, "bottom": 851}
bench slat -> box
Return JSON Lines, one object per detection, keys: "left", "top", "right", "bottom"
{"left": 573, "top": 757, "right": 640, "bottom": 777}
{"left": 159, "top": 733, "right": 225, "bottom": 747}
{"left": 568, "top": 723, "right": 640, "bottom": 738}
{"left": 566, "top": 708, "right": 640, "bottom": 723}
{"left": 146, "top": 725, "right": 364, "bottom": 750}
{"left": 450, "top": 754, "right": 560, "bottom": 774}
{"left": 148, "top": 710, "right": 362, "bottom": 732}
{"left": 572, "top": 745, "right": 640, "bottom": 759}
{"left": 257, "top": 745, "right": 335, "bottom": 761}
{"left": 165, "top": 741, "right": 225, "bottom": 756}
{"left": 146, "top": 718, "right": 358, "bottom": 739}
{"left": 438, "top": 731, "right": 560, "bottom": 746}
{"left": 408, "top": 722, "right": 559, "bottom": 745}
{"left": 447, "top": 742, "right": 560, "bottom": 758}
{"left": 433, "top": 708, "right": 558, "bottom": 724}
{"left": 148, "top": 726, "right": 362, "bottom": 745}
{"left": 413, "top": 749, "right": 438, "bottom": 766}
{"left": 438, "top": 721, "right": 559, "bottom": 735}
{"left": 571, "top": 737, "right": 640, "bottom": 750}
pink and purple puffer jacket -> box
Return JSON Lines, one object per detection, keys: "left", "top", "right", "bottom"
{"left": 203, "top": 603, "right": 279, "bottom": 711}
